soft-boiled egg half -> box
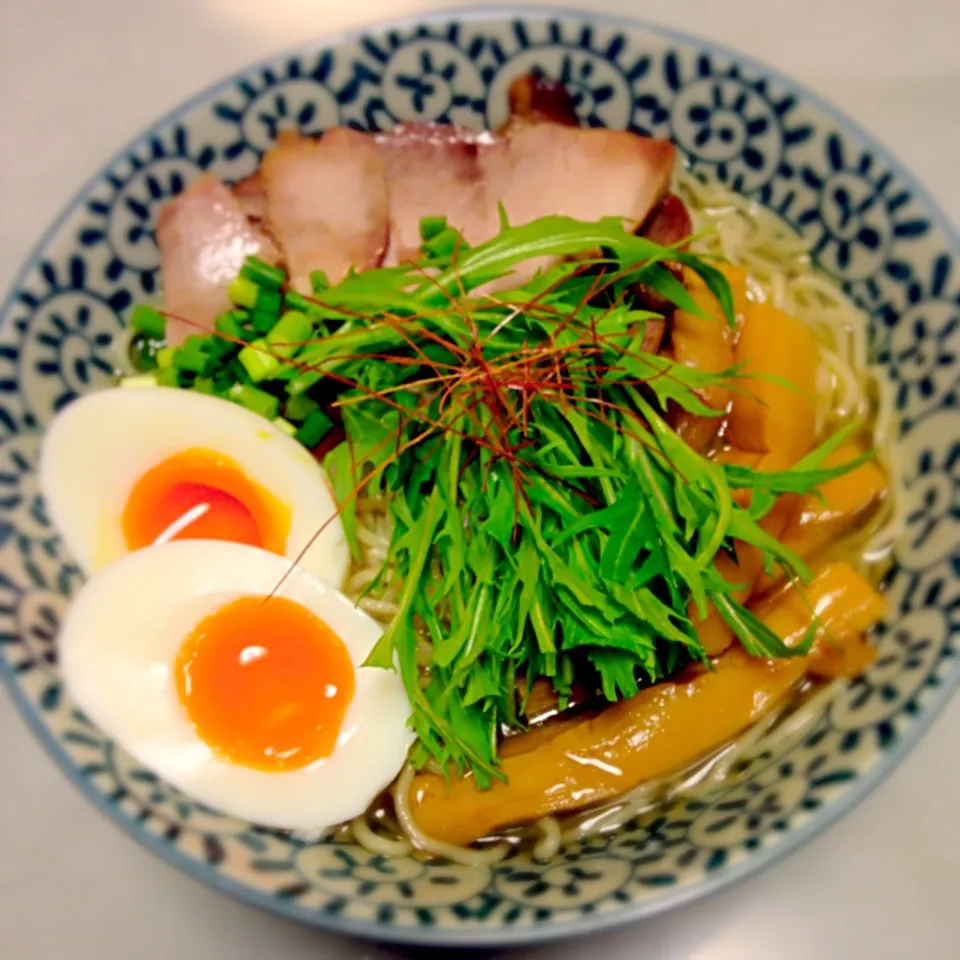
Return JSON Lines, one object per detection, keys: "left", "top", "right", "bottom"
{"left": 59, "top": 539, "right": 413, "bottom": 831}
{"left": 39, "top": 387, "right": 348, "bottom": 588}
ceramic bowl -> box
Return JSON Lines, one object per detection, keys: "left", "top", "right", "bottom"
{"left": 0, "top": 7, "right": 957, "bottom": 948}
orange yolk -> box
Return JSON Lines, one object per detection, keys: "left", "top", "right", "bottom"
{"left": 122, "top": 449, "right": 290, "bottom": 554}
{"left": 175, "top": 596, "right": 355, "bottom": 772}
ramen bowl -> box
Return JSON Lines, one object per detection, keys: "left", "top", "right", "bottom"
{"left": 0, "top": 7, "right": 957, "bottom": 947}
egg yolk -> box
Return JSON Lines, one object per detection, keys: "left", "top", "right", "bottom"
{"left": 122, "top": 449, "right": 290, "bottom": 554}
{"left": 175, "top": 595, "right": 355, "bottom": 772}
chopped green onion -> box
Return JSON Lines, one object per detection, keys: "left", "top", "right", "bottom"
{"left": 155, "top": 366, "right": 179, "bottom": 387}
{"left": 251, "top": 291, "right": 282, "bottom": 334}
{"left": 256, "top": 288, "right": 282, "bottom": 315}
{"left": 215, "top": 309, "right": 251, "bottom": 341}
{"left": 130, "top": 304, "right": 166, "bottom": 340}
{"left": 284, "top": 290, "right": 318, "bottom": 314}
{"left": 225, "top": 356, "right": 249, "bottom": 386}
{"left": 240, "top": 256, "right": 285, "bottom": 290}
{"left": 272, "top": 417, "right": 298, "bottom": 437}
{"left": 156, "top": 346, "right": 176, "bottom": 369}
{"left": 205, "top": 336, "right": 239, "bottom": 364}
{"left": 228, "top": 383, "right": 280, "bottom": 420}
{"left": 286, "top": 370, "right": 322, "bottom": 396}
{"left": 193, "top": 376, "right": 216, "bottom": 395}
{"left": 237, "top": 339, "right": 281, "bottom": 382}
{"left": 251, "top": 311, "right": 275, "bottom": 336}
{"left": 119, "top": 374, "right": 158, "bottom": 389}
{"left": 266, "top": 310, "right": 312, "bottom": 359}
{"left": 310, "top": 270, "right": 330, "bottom": 295}
{"left": 212, "top": 370, "right": 239, "bottom": 394}
{"left": 419, "top": 215, "right": 448, "bottom": 242}
{"left": 228, "top": 276, "right": 259, "bottom": 309}
{"left": 423, "top": 226, "right": 466, "bottom": 259}
{"left": 285, "top": 392, "right": 320, "bottom": 422}
{"left": 175, "top": 335, "right": 210, "bottom": 374}
{"left": 296, "top": 409, "right": 333, "bottom": 447}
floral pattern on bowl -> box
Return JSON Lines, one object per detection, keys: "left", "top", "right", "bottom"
{"left": 0, "top": 10, "right": 956, "bottom": 947}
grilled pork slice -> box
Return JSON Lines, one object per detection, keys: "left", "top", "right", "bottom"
{"left": 639, "top": 193, "right": 693, "bottom": 249}
{"left": 232, "top": 172, "right": 267, "bottom": 223}
{"left": 505, "top": 74, "right": 580, "bottom": 128}
{"left": 375, "top": 124, "right": 497, "bottom": 266}
{"left": 260, "top": 129, "right": 389, "bottom": 293}
{"left": 158, "top": 96, "right": 678, "bottom": 328}
{"left": 486, "top": 124, "right": 675, "bottom": 232}
{"left": 483, "top": 123, "right": 675, "bottom": 288}
{"left": 630, "top": 192, "right": 694, "bottom": 324}
{"left": 377, "top": 121, "right": 676, "bottom": 289}
{"left": 156, "top": 175, "right": 278, "bottom": 344}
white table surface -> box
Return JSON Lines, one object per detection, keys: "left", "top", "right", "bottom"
{"left": 1, "top": 1, "right": 957, "bottom": 957}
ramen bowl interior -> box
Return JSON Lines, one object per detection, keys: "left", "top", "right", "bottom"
{"left": 0, "top": 10, "right": 957, "bottom": 948}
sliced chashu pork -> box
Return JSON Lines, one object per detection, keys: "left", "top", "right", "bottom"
{"left": 373, "top": 78, "right": 587, "bottom": 265}
{"left": 375, "top": 121, "right": 676, "bottom": 289}
{"left": 260, "top": 129, "right": 388, "bottom": 293}
{"left": 504, "top": 74, "right": 580, "bottom": 128}
{"left": 158, "top": 101, "right": 677, "bottom": 331}
{"left": 375, "top": 124, "right": 498, "bottom": 264}
{"left": 156, "top": 175, "right": 278, "bottom": 344}
{"left": 631, "top": 192, "right": 694, "bottom": 332}
{"left": 232, "top": 172, "right": 267, "bottom": 223}
{"left": 481, "top": 123, "right": 676, "bottom": 288}
{"left": 615, "top": 194, "right": 694, "bottom": 356}
{"left": 485, "top": 123, "right": 675, "bottom": 240}
{"left": 497, "top": 73, "right": 676, "bottom": 235}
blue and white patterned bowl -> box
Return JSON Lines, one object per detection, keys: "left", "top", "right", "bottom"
{"left": 0, "top": 8, "right": 957, "bottom": 948}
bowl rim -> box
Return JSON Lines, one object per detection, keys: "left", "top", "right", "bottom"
{"left": 0, "top": 3, "right": 957, "bottom": 947}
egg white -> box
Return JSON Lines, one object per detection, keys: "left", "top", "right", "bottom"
{"left": 39, "top": 387, "right": 349, "bottom": 588}
{"left": 59, "top": 539, "right": 413, "bottom": 832}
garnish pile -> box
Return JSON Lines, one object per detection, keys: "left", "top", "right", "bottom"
{"left": 129, "top": 214, "right": 863, "bottom": 786}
